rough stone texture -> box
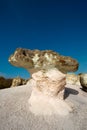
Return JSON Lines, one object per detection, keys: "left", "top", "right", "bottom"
{"left": 11, "top": 77, "right": 28, "bottom": 87}
{"left": 28, "top": 68, "right": 73, "bottom": 115}
{"left": 0, "top": 76, "right": 12, "bottom": 89}
{"left": 66, "top": 73, "right": 80, "bottom": 86}
{"left": 80, "top": 74, "right": 87, "bottom": 91}
{"left": 29, "top": 68, "right": 66, "bottom": 98}
{"left": 8, "top": 48, "right": 79, "bottom": 74}
{"left": 0, "top": 76, "right": 28, "bottom": 89}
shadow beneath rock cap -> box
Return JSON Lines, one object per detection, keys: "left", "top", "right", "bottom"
{"left": 64, "top": 87, "right": 79, "bottom": 99}
{"left": 80, "top": 87, "right": 87, "bottom": 92}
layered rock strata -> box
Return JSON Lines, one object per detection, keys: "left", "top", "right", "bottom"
{"left": 29, "top": 68, "right": 66, "bottom": 98}
{"left": 28, "top": 68, "right": 73, "bottom": 116}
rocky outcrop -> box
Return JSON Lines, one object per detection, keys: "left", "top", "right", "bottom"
{"left": 80, "top": 74, "right": 87, "bottom": 92}
{"left": 9, "top": 48, "right": 79, "bottom": 75}
{"left": 66, "top": 73, "right": 80, "bottom": 85}
{"left": 11, "top": 77, "right": 28, "bottom": 87}
{"left": 0, "top": 76, "right": 28, "bottom": 89}
{"left": 0, "top": 76, "right": 12, "bottom": 89}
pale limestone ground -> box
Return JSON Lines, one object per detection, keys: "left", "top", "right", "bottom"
{"left": 0, "top": 84, "right": 87, "bottom": 130}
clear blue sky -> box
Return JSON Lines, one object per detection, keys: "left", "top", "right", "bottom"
{"left": 0, "top": 0, "right": 87, "bottom": 78}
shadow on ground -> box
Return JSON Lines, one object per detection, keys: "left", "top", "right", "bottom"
{"left": 80, "top": 87, "right": 87, "bottom": 92}
{"left": 64, "top": 87, "right": 79, "bottom": 99}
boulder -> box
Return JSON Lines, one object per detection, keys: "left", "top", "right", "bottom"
{"left": 11, "top": 77, "right": 28, "bottom": 87}
{"left": 9, "top": 48, "right": 79, "bottom": 75}
{"left": 80, "top": 74, "right": 87, "bottom": 92}
{"left": 66, "top": 73, "right": 80, "bottom": 85}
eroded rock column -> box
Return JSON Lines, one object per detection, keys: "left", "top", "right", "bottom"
{"left": 28, "top": 68, "right": 73, "bottom": 116}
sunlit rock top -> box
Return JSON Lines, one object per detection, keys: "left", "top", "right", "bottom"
{"left": 9, "top": 48, "right": 79, "bottom": 74}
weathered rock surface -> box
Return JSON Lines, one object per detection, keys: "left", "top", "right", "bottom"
{"left": 28, "top": 68, "right": 73, "bottom": 115}
{"left": 80, "top": 74, "right": 87, "bottom": 91}
{"left": 0, "top": 76, "right": 12, "bottom": 89}
{"left": 9, "top": 48, "right": 79, "bottom": 74}
{"left": 11, "top": 76, "right": 28, "bottom": 87}
{"left": 0, "top": 76, "right": 28, "bottom": 89}
{"left": 66, "top": 73, "right": 80, "bottom": 86}
{"left": 28, "top": 68, "right": 66, "bottom": 98}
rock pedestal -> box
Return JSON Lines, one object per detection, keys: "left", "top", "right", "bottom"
{"left": 8, "top": 48, "right": 77, "bottom": 115}
{"left": 28, "top": 68, "right": 73, "bottom": 116}
{"left": 30, "top": 68, "right": 66, "bottom": 98}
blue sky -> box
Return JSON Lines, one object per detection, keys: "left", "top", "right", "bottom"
{"left": 0, "top": 0, "right": 87, "bottom": 78}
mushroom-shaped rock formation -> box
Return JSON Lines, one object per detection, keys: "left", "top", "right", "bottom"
{"left": 9, "top": 48, "right": 79, "bottom": 75}
{"left": 8, "top": 48, "right": 77, "bottom": 115}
